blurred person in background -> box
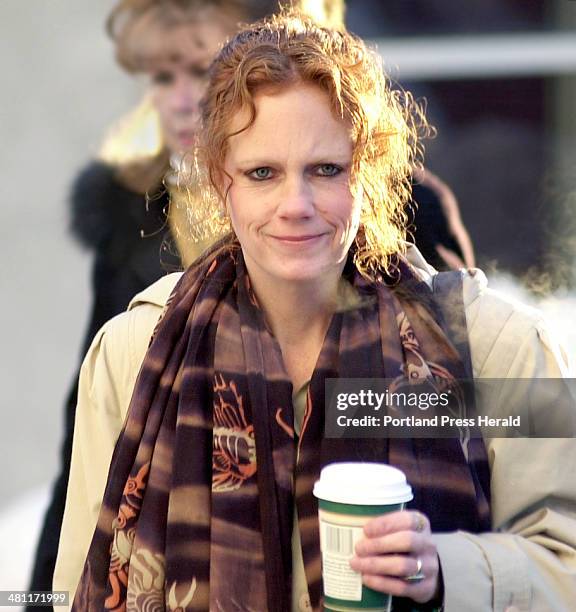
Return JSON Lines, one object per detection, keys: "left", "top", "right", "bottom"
{"left": 55, "top": 9, "right": 575, "bottom": 611}
{"left": 410, "top": 167, "right": 475, "bottom": 271}
{"left": 28, "top": 0, "right": 346, "bottom": 605}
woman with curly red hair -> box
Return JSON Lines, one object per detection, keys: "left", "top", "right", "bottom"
{"left": 57, "top": 9, "right": 575, "bottom": 612}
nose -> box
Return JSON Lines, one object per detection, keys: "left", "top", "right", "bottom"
{"left": 170, "top": 77, "right": 201, "bottom": 116}
{"left": 276, "top": 175, "right": 315, "bottom": 219}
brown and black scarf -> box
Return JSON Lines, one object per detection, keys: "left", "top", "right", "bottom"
{"left": 73, "top": 243, "right": 491, "bottom": 612}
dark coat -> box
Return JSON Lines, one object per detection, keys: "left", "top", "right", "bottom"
{"left": 70, "top": 161, "right": 180, "bottom": 355}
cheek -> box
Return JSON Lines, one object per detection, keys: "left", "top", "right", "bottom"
{"left": 191, "top": 79, "right": 208, "bottom": 102}
{"left": 226, "top": 185, "right": 270, "bottom": 231}
{"left": 321, "top": 188, "right": 360, "bottom": 231}
{"left": 350, "top": 197, "right": 363, "bottom": 229}
{"left": 150, "top": 90, "right": 172, "bottom": 125}
{"left": 345, "top": 199, "right": 363, "bottom": 244}
{"left": 225, "top": 189, "right": 249, "bottom": 235}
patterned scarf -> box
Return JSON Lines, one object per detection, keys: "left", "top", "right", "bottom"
{"left": 73, "top": 243, "right": 491, "bottom": 612}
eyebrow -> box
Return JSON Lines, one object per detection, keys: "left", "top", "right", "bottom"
{"left": 233, "top": 158, "right": 352, "bottom": 167}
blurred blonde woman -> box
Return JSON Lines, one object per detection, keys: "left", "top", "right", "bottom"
{"left": 57, "top": 9, "right": 575, "bottom": 612}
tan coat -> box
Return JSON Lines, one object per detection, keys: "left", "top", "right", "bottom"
{"left": 54, "top": 247, "right": 576, "bottom": 611}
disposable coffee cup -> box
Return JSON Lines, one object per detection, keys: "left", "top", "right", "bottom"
{"left": 313, "top": 462, "right": 413, "bottom": 612}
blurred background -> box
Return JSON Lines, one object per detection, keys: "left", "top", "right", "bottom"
{"left": 1, "top": 0, "right": 575, "bottom": 595}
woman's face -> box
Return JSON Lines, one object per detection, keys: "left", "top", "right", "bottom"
{"left": 223, "top": 83, "right": 362, "bottom": 288}
{"left": 148, "top": 17, "right": 232, "bottom": 153}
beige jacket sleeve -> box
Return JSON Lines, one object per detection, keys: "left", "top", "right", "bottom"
{"left": 52, "top": 287, "right": 170, "bottom": 604}
{"left": 432, "top": 275, "right": 576, "bottom": 612}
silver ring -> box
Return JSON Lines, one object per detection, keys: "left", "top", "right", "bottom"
{"left": 404, "top": 557, "right": 425, "bottom": 582}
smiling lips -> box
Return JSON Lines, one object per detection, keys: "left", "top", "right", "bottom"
{"left": 270, "top": 233, "right": 327, "bottom": 244}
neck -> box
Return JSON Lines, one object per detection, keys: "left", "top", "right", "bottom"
{"left": 244, "top": 261, "right": 353, "bottom": 391}
{"left": 254, "top": 275, "right": 340, "bottom": 346}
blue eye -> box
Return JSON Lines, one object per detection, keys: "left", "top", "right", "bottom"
{"left": 248, "top": 167, "right": 273, "bottom": 180}
{"left": 317, "top": 164, "right": 342, "bottom": 176}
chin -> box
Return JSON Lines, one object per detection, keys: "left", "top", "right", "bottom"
{"left": 244, "top": 247, "right": 343, "bottom": 285}
{"left": 271, "top": 261, "right": 338, "bottom": 284}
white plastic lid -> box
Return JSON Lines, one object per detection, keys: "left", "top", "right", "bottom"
{"left": 313, "top": 462, "right": 413, "bottom": 506}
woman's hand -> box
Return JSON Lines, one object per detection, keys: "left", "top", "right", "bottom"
{"left": 349, "top": 510, "right": 442, "bottom": 604}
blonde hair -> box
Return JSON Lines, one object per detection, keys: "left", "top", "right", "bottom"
{"left": 197, "top": 9, "right": 430, "bottom": 277}
{"left": 106, "top": 0, "right": 255, "bottom": 73}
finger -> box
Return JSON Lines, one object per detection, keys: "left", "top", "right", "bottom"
{"left": 355, "top": 530, "right": 426, "bottom": 556}
{"left": 361, "top": 573, "right": 437, "bottom": 604}
{"left": 411, "top": 511, "right": 429, "bottom": 535}
{"left": 349, "top": 553, "right": 423, "bottom": 579}
{"left": 363, "top": 511, "right": 429, "bottom": 538}
{"left": 362, "top": 511, "right": 409, "bottom": 537}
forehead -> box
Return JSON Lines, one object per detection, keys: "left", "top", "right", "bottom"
{"left": 226, "top": 84, "right": 353, "bottom": 161}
